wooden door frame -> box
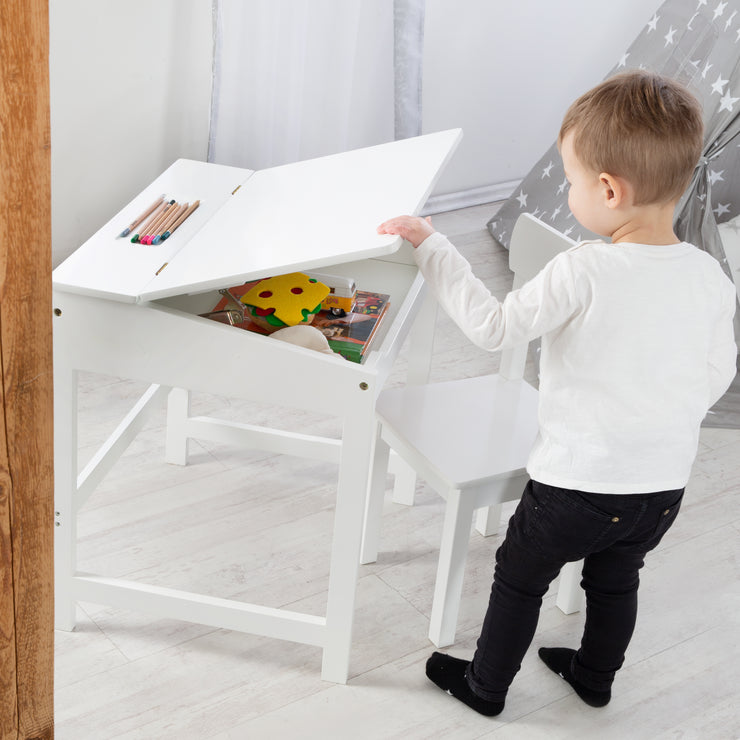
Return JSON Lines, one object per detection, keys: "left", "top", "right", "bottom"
{"left": 0, "top": 0, "right": 55, "bottom": 737}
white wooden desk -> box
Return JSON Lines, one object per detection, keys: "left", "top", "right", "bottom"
{"left": 52, "top": 130, "right": 461, "bottom": 683}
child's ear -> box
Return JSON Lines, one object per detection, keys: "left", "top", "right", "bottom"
{"left": 599, "top": 172, "right": 631, "bottom": 209}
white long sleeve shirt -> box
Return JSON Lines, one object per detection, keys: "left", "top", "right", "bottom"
{"left": 414, "top": 232, "right": 737, "bottom": 494}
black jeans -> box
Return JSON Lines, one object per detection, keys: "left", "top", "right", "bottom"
{"left": 466, "top": 479, "right": 684, "bottom": 702}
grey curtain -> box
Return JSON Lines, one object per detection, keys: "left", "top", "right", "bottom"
{"left": 488, "top": 0, "right": 740, "bottom": 272}
{"left": 394, "top": 0, "right": 425, "bottom": 140}
{"left": 207, "top": 0, "right": 224, "bottom": 164}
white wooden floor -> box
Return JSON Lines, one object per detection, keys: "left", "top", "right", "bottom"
{"left": 55, "top": 204, "right": 740, "bottom": 739}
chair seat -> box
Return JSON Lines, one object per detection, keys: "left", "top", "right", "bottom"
{"left": 376, "top": 374, "right": 539, "bottom": 490}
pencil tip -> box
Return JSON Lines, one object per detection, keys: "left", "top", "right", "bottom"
{"left": 119, "top": 228, "right": 130, "bottom": 237}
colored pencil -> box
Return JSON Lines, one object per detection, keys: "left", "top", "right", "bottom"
{"left": 140, "top": 206, "right": 172, "bottom": 244}
{"left": 145, "top": 201, "right": 180, "bottom": 244}
{"left": 161, "top": 200, "right": 200, "bottom": 239}
{"left": 131, "top": 199, "right": 170, "bottom": 243}
{"left": 118, "top": 195, "right": 165, "bottom": 237}
{"left": 134, "top": 200, "right": 176, "bottom": 243}
{"left": 151, "top": 203, "right": 188, "bottom": 244}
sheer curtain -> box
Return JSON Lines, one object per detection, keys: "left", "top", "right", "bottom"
{"left": 393, "top": 0, "right": 425, "bottom": 140}
{"left": 207, "top": 0, "right": 425, "bottom": 171}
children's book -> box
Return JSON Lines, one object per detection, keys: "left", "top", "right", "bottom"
{"left": 203, "top": 282, "right": 390, "bottom": 363}
{"left": 312, "top": 290, "right": 391, "bottom": 363}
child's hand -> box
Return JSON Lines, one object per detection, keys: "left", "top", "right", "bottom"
{"left": 377, "top": 215, "right": 434, "bottom": 248}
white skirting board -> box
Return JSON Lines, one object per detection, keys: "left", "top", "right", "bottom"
{"left": 423, "top": 180, "right": 520, "bottom": 216}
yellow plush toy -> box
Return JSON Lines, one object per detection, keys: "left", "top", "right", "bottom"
{"left": 241, "top": 272, "right": 330, "bottom": 332}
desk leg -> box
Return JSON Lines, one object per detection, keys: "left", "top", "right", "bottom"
{"left": 390, "top": 290, "right": 438, "bottom": 506}
{"left": 405, "top": 288, "right": 437, "bottom": 385}
{"left": 165, "top": 387, "right": 191, "bottom": 465}
{"left": 359, "top": 421, "right": 389, "bottom": 565}
{"left": 53, "top": 365, "right": 78, "bottom": 631}
{"left": 321, "top": 390, "right": 376, "bottom": 683}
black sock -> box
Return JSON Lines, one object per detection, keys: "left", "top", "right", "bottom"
{"left": 538, "top": 647, "right": 611, "bottom": 707}
{"left": 425, "top": 652, "right": 505, "bottom": 717}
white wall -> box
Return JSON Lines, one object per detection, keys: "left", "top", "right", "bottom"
{"left": 49, "top": 1, "right": 667, "bottom": 265}
{"left": 49, "top": 0, "right": 212, "bottom": 266}
{"left": 423, "top": 0, "right": 665, "bottom": 205}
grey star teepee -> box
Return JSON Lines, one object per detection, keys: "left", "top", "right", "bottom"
{"left": 488, "top": 0, "right": 740, "bottom": 282}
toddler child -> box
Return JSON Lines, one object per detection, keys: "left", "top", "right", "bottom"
{"left": 377, "top": 70, "right": 737, "bottom": 716}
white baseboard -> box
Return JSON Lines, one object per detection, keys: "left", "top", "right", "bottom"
{"left": 422, "top": 180, "right": 520, "bottom": 215}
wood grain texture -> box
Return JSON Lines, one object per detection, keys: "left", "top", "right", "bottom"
{"left": 0, "top": 390, "right": 18, "bottom": 740}
{"left": 0, "top": 0, "right": 54, "bottom": 737}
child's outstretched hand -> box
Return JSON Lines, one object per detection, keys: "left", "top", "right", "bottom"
{"left": 377, "top": 215, "right": 434, "bottom": 249}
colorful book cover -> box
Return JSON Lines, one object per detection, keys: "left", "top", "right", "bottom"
{"left": 312, "top": 291, "right": 390, "bottom": 363}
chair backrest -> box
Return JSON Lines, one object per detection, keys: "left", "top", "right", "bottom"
{"left": 509, "top": 213, "right": 576, "bottom": 288}
{"left": 499, "top": 214, "right": 575, "bottom": 379}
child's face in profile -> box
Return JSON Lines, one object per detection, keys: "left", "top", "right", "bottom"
{"left": 560, "top": 133, "right": 613, "bottom": 238}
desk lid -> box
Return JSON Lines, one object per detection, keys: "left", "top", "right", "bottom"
{"left": 53, "top": 129, "right": 462, "bottom": 303}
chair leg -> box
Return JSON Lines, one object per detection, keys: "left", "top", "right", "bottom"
{"left": 360, "top": 424, "right": 390, "bottom": 565}
{"left": 389, "top": 451, "right": 417, "bottom": 506}
{"left": 474, "top": 504, "right": 502, "bottom": 536}
{"left": 556, "top": 559, "right": 585, "bottom": 614}
{"left": 165, "top": 387, "right": 190, "bottom": 465}
{"left": 429, "top": 489, "right": 476, "bottom": 648}
{"left": 474, "top": 474, "right": 529, "bottom": 536}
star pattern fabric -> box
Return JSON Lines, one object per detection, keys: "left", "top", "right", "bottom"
{"left": 488, "top": 0, "right": 740, "bottom": 268}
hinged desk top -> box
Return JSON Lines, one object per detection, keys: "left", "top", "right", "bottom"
{"left": 53, "top": 129, "right": 462, "bottom": 304}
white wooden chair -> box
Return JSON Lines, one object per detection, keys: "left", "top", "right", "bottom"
{"left": 361, "top": 213, "right": 585, "bottom": 648}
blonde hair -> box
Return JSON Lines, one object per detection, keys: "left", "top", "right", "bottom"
{"left": 558, "top": 71, "right": 704, "bottom": 205}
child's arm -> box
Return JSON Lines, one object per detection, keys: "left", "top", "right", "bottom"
{"left": 377, "top": 214, "right": 579, "bottom": 352}
{"left": 707, "top": 283, "right": 738, "bottom": 407}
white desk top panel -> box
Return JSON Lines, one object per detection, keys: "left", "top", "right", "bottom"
{"left": 53, "top": 129, "right": 461, "bottom": 303}
{"left": 139, "top": 129, "right": 461, "bottom": 301}
{"left": 52, "top": 160, "right": 253, "bottom": 303}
